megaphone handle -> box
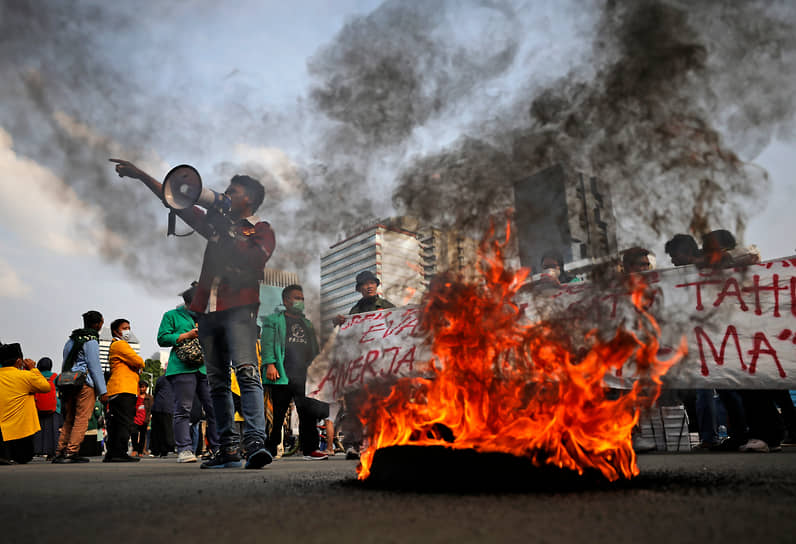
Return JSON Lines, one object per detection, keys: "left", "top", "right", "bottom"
{"left": 168, "top": 209, "right": 177, "bottom": 236}
{"left": 166, "top": 209, "right": 196, "bottom": 238}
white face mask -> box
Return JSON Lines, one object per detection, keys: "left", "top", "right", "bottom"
{"left": 121, "top": 329, "right": 132, "bottom": 341}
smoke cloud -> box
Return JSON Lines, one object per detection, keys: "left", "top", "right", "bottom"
{"left": 0, "top": 0, "right": 793, "bottom": 299}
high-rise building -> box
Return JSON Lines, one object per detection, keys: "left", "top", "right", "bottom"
{"left": 319, "top": 217, "right": 479, "bottom": 342}
{"left": 257, "top": 268, "right": 301, "bottom": 328}
{"left": 418, "top": 227, "right": 480, "bottom": 284}
{"left": 512, "top": 163, "right": 617, "bottom": 271}
{"left": 99, "top": 328, "right": 141, "bottom": 374}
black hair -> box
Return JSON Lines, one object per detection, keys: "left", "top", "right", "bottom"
{"left": 37, "top": 357, "right": 53, "bottom": 371}
{"left": 138, "top": 380, "right": 148, "bottom": 388}
{"left": 622, "top": 246, "right": 650, "bottom": 272}
{"left": 110, "top": 318, "right": 130, "bottom": 336}
{"left": 540, "top": 251, "right": 564, "bottom": 268}
{"left": 665, "top": 234, "right": 700, "bottom": 257}
{"left": 82, "top": 310, "right": 103, "bottom": 328}
{"left": 702, "top": 229, "right": 737, "bottom": 251}
{"left": 282, "top": 284, "right": 303, "bottom": 301}
{"left": 230, "top": 175, "right": 265, "bottom": 212}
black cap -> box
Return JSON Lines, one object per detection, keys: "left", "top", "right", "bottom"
{"left": 355, "top": 270, "right": 380, "bottom": 290}
{"left": 180, "top": 281, "right": 199, "bottom": 299}
{"left": 37, "top": 357, "right": 53, "bottom": 371}
{"left": 0, "top": 343, "right": 23, "bottom": 365}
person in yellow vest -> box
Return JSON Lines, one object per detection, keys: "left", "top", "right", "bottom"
{"left": 0, "top": 343, "right": 51, "bottom": 464}
{"left": 104, "top": 318, "right": 144, "bottom": 462}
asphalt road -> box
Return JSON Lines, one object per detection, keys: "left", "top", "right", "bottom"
{"left": 1, "top": 448, "right": 795, "bottom": 544}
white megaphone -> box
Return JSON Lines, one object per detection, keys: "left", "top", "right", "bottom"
{"left": 161, "top": 164, "right": 232, "bottom": 237}
{"left": 162, "top": 164, "right": 231, "bottom": 212}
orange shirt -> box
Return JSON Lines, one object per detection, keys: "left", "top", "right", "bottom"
{"left": 107, "top": 339, "right": 144, "bottom": 396}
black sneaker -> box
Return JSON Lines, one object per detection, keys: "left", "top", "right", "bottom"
{"left": 64, "top": 455, "right": 90, "bottom": 463}
{"left": 200, "top": 449, "right": 241, "bottom": 469}
{"left": 245, "top": 447, "right": 273, "bottom": 470}
{"left": 52, "top": 454, "right": 67, "bottom": 464}
{"left": 105, "top": 455, "right": 140, "bottom": 463}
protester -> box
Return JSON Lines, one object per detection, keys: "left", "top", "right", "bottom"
{"left": 0, "top": 343, "right": 52, "bottom": 464}
{"left": 114, "top": 159, "right": 275, "bottom": 470}
{"left": 332, "top": 270, "right": 396, "bottom": 459}
{"left": 32, "top": 357, "right": 61, "bottom": 460}
{"left": 104, "top": 318, "right": 144, "bottom": 463}
{"left": 262, "top": 284, "right": 328, "bottom": 461}
{"left": 334, "top": 271, "right": 395, "bottom": 325}
{"left": 621, "top": 247, "right": 653, "bottom": 274}
{"left": 158, "top": 283, "right": 220, "bottom": 464}
{"left": 535, "top": 251, "right": 576, "bottom": 287}
{"left": 664, "top": 234, "right": 717, "bottom": 447}
{"left": 149, "top": 374, "right": 175, "bottom": 457}
{"left": 54, "top": 311, "right": 108, "bottom": 463}
{"left": 664, "top": 234, "right": 701, "bottom": 266}
{"left": 700, "top": 229, "right": 760, "bottom": 268}
{"left": 131, "top": 380, "right": 153, "bottom": 457}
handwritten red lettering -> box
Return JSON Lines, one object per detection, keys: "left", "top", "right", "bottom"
{"left": 346, "top": 356, "right": 364, "bottom": 385}
{"left": 382, "top": 346, "right": 401, "bottom": 375}
{"left": 694, "top": 325, "right": 746, "bottom": 376}
{"left": 393, "top": 346, "right": 416, "bottom": 374}
{"left": 743, "top": 274, "right": 788, "bottom": 317}
{"left": 675, "top": 279, "right": 722, "bottom": 311}
{"left": 748, "top": 332, "right": 786, "bottom": 378}
{"left": 358, "top": 350, "right": 381, "bottom": 383}
{"left": 359, "top": 322, "right": 387, "bottom": 343}
{"left": 713, "top": 278, "right": 748, "bottom": 312}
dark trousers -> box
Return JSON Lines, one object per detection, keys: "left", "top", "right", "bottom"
{"left": 149, "top": 411, "right": 175, "bottom": 455}
{"left": 742, "top": 390, "right": 785, "bottom": 447}
{"left": 266, "top": 382, "right": 319, "bottom": 456}
{"left": 33, "top": 411, "right": 62, "bottom": 457}
{"left": 106, "top": 393, "right": 136, "bottom": 458}
{"left": 170, "top": 373, "right": 219, "bottom": 453}
{"left": 772, "top": 390, "right": 796, "bottom": 439}
{"left": 0, "top": 430, "right": 34, "bottom": 464}
{"left": 717, "top": 390, "right": 747, "bottom": 443}
{"left": 131, "top": 424, "right": 147, "bottom": 454}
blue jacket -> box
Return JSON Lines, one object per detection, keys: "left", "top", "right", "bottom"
{"left": 62, "top": 338, "right": 106, "bottom": 396}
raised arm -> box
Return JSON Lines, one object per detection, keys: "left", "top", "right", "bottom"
{"left": 110, "top": 158, "right": 213, "bottom": 238}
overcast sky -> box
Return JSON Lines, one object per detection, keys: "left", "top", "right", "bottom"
{"left": 0, "top": 0, "right": 793, "bottom": 368}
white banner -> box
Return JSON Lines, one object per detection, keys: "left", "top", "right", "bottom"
{"left": 307, "top": 257, "right": 796, "bottom": 400}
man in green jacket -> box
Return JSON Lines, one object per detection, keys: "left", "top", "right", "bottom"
{"left": 261, "top": 285, "right": 328, "bottom": 460}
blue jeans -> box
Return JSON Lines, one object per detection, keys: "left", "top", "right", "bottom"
{"left": 169, "top": 373, "right": 219, "bottom": 453}
{"left": 199, "top": 304, "right": 266, "bottom": 453}
{"left": 695, "top": 389, "right": 718, "bottom": 444}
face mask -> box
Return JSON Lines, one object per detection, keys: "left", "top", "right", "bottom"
{"left": 291, "top": 300, "right": 305, "bottom": 314}
{"left": 122, "top": 329, "right": 132, "bottom": 341}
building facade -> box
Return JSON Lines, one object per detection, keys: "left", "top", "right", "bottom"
{"left": 319, "top": 217, "right": 478, "bottom": 341}
{"left": 512, "top": 163, "right": 617, "bottom": 272}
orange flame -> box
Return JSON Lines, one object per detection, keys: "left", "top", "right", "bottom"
{"left": 357, "top": 224, "right": 685, "bottom": 482}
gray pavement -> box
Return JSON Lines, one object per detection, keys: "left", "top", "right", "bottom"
{"left": 1, "top": 448, "right": 795, "bottom": 544}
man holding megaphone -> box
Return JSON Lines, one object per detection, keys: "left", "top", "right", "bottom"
{"left": 110, "top": 158, "right": 276, "bottom": 470}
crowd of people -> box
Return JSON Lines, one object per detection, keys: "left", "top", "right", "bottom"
{"left": 1, "top": 156, "right": 792, "bottom": 465}
{"left": 534, "top": 229, "right": 794, "bottom": 455}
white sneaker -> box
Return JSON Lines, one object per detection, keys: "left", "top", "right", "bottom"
{"left": 177, "top": 450, "right": 198, "bottom": 463}
{"left": 739, "top": 438, "right": 770, "bottom": 453}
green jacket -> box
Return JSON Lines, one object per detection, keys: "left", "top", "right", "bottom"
{"left": 349, "top": 296, "right": 395, "bottom": 315}
{"left": 158, "top": 306, "right": 207, "bottom": 376}
{"left": 260, "top": 310, "right": 319, "bottom": 386}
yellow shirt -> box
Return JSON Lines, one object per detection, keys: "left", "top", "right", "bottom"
{"left": 0, "top": 366, "right": 51, "bottom": 441}
{"left": 107, "top": 339, "right": 144, "bottom": 396}
{"left": 230, "top": 369, "right": 243, "bottom": 422}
